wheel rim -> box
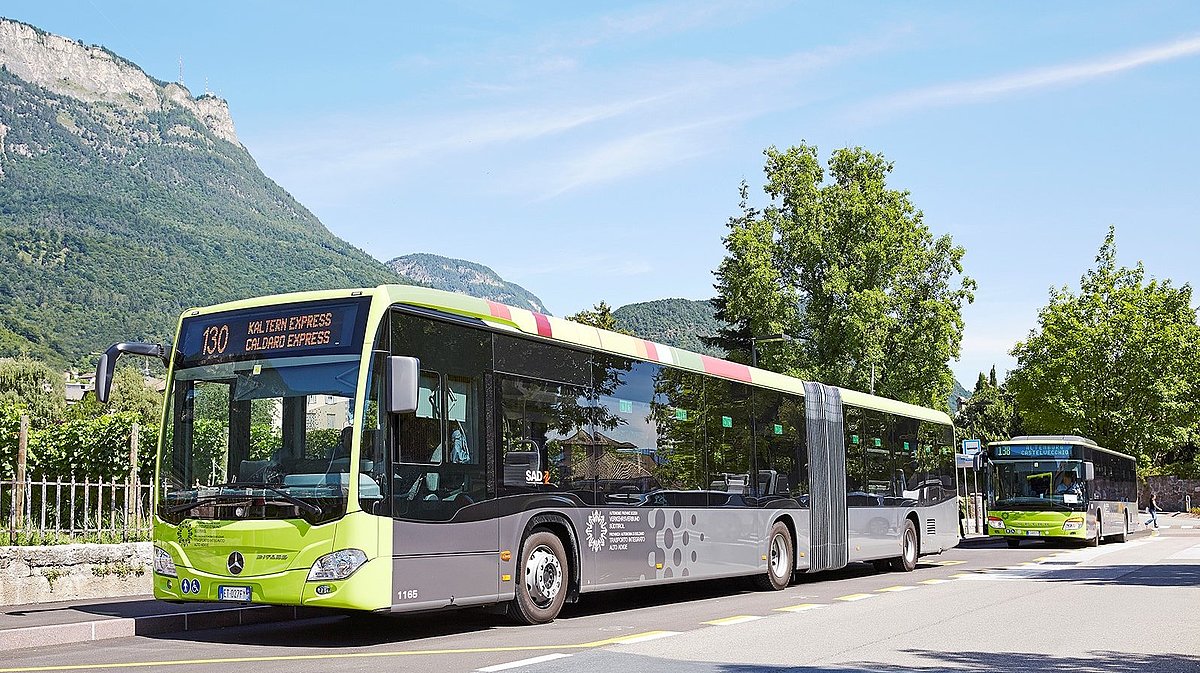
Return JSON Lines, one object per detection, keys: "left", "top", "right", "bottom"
{"left": 904, "top": 529, "right": 916, "bottom": 564}
{"left": 769, "top": 532, "right": 789, "bottom": 578}
{"left": 525, "top": 545, "right": 563, "bottom": 608}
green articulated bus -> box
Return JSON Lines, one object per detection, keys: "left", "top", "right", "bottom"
{"left": 984, "top": 436, "right": 1138, "bottom": 548}
{"left": 96, "top": 286, "right": 959, "bottom": 624}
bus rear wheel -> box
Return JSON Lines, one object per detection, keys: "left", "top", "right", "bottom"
{"left": 507, "top": 530, "right": 569, "bottom": 625}
{"left": 754, "top": 522, "right": 793, "bottom": 591}
{"left": 889, "top": 520, "right": 919, "bottom": 572}
{"left": 1115, "top": 514, "right": 1128, "bottom": 543}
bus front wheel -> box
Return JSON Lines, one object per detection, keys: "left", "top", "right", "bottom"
{"left": 507, "top": 530, "right": 570, "bottom": 625}
{"left": 889, "top": 520, "right": 919, "bottom": 572}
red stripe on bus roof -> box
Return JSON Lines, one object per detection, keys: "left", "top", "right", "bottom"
{"left": 487, "top": 300, "right": 512, "bottom": 321}
{"left": 701, "top": 355, "right": 752, "bottom": 382}
{"left": 533, "top": 312, "right": 553, "bottom": 337}
{"left": 644, "top": 340, "right": 659, "bottom": 361}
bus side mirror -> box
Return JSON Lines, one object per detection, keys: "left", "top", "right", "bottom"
{"left": 95, "top": 342, "right": 169, "bottom": 403}
{"left": 1083, "top": 461, "right": 1095, "bottom": 482}
{"left": 972, "top": 453, "right": 987, "bottom": 471}
{"left": 386, "top": 356, "right": 420, "bottom": 414}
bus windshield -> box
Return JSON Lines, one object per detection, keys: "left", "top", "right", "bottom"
{"left": 158, "top": 353, "right": 368, "bottom": 525}
{"left": 991, "top": 459, "right": 1086, "bottom": 511}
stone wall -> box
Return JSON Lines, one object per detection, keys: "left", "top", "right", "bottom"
{"left": 0, "top": 543, "right": 152, "bottom": 606}
{"left": 1142, "top": 476, "right": 1200, "bottom": 511}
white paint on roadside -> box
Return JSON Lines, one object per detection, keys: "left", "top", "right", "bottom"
{"left": 703, "top": 615, "right": 763, "bottom": 626}
{"left": 610, "top": 631, "right": 681, "bottom": 644}
{"left": 774, "top": 603, "right": 826, "bottom": 612}
{"left": 476, "top": 653, "right": 572, "bottom": 672}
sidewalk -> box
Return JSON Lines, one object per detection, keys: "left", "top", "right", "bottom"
{"left": 0, "top": 595, "right": 329, "bottom": 652}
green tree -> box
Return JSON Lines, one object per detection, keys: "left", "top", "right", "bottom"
{"left": 108, "top": 368, "right": 164, "bottom": 427}
{"left": 1007, "top": 228, "right": 1200, "bottom": 469}
{"left": 0, "top": 356, "right": 66, "bottom": 422}
{"left": 712, "top": 144, "right": 975, "bottom": 409}
{"left": 566, "top": 302, "right": 630, "bottom": 334}
{"left": 954, "top": 366, "right": 1020, "bottom": 444}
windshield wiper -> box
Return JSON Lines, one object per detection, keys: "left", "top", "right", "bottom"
{"left": 165, "top": 496, "right": 244, "bottom": 515}
{"left": 216, "top": 482, "right": 323, "bottom": 516}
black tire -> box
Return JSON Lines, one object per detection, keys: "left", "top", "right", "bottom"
{"left": 1089, "top": 515, "right": 1101, "bottom": 547}
{"left": 1118, "top": 514, "right": 1129, "bottom": 543}
{"left": 506, "top": 530, "right": 570, "bottom": 625}
{"left": 1006, "top": 538, "right": 1021, "bottom": 549}
{"left": 889, "top": 520, "right": 919, "bottom": 572}
{"left": 754, "top": 521, "right": 793, "bottom": 591}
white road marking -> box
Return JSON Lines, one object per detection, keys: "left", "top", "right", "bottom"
{"left": 774, "top": 603, "right": 827, "bottom": 612}
{"left": 610, "top": 631, "right": 681, "bottom": 644}
{"left": 835, "top": 593, "right": 878, "bottom": 601}
{"left": 703, "top": 615, "right": 763, "bottom": 626}
{"left": 476, "top": 653, "right": 573, "bottom": 671}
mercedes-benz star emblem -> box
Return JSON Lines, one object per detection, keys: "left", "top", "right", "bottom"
{"left": 227, "top": 551, "right": 245, "bottom": 575}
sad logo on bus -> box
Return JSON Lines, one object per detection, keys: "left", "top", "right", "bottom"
{"left": 586, "top": 510, "right": 607, "bottom": 552}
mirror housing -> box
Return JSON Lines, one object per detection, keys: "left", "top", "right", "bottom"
{"left": 386, "top": 356, "right": 420, "bottom": 414}
{"left": 972, "top": 452, "right": 987, "bottom": 471}
{"left": 95, "top": 342, "right": 170, "bottom": 403}
{"left": 1083, "top": 461, "right": 1095, "bottom": 482}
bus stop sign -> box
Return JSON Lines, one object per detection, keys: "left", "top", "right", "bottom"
{"left": 961, "top": 439, "right": 982, "bottom": 456}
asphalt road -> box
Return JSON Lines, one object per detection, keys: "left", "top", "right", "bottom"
{"left": 5, "top": 528, "right": 1199, "bottom": 673}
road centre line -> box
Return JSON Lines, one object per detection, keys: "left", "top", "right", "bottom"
{"left": 875, "top": 585, "right": 916, "bottom": 592}
{"left": 929, "top": 560, "right": 967, "bottom": 566}
{"left": 919, "top": 578, "right": 952, "bottom": 585}
{"left": 0, "top": 631, "right": 680, "bottom": 673}
{"left": 702, "top": 615, "right": 763, "bottom": 626}
{"left": 477, "top": 654, "right": 573, "bottom": 672}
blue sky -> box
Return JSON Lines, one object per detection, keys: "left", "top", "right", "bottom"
{"left": 7, "top": 2, "right": 1200, "bottom": 385}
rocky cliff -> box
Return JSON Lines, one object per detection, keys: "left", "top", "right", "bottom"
{"left": 0, "top": 19, "right": 239, "bottom": 146}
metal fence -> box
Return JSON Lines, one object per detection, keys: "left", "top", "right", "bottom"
{"left": 3, "top": 416, "right": 150, "bottom": 544}
{"left": 1, "top": 475, "right": 152, "bottom": 543}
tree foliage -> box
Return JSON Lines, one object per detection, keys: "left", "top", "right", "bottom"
{"left": 712, "top": 144, "right": 975, "bottom": 410}
{"left": 1007, "top": 228, "right": 1200, "bottom": 470}
{"left": 566, "top": 301, "right": 630, "bottom": 334}
{"left": 954, "top": 366, "right": 1021, "bottom": 444}
{"left": 0, "top": 356, "right": 66, "bottom": 423}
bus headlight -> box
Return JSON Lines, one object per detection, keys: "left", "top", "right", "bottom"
{"left": 307, "top": 549, "right": 367, "bottom": 581}
{"left": 154, "top": 547, "right": 178, "bottom": 577}
{"left": 1062, "top": 517, "right": 1084, "bottom": 531}
{"left": 988, "top": 516, "right": 1005, "bottom": 529}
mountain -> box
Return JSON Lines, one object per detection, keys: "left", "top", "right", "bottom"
{"left": 0, "top": 18, "right": 401, "bottom": 365}
{"left": 387, "top": 253, "right": 549, "bottom": 314}
{"left": 612, "top": 298, "right": 726, "bottom": 357}
{"left": 949, "top": 378, "right": 971, "bottom": 415}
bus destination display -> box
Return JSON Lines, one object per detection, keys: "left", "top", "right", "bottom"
{"left": 993, "top": 444, "right": 1074, "bottom": 459}
{"left": 179, "top": 298, "right": 368, "bottom": 366}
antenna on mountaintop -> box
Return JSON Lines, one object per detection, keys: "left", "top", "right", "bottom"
{"left": 178, "top": 56, "right": 184, "bottom": 86}
{"left": 205, "top": 77, "right": 211, "bottom": 96}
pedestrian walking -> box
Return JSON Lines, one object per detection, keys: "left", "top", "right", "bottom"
{"left": 1147, "top": 491, "right": 1160, "bottom": 529}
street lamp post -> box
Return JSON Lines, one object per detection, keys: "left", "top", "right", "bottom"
{"left": 749, "top": 333, "right": 792, "bottom": 369}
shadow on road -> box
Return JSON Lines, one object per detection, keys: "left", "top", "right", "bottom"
{"left": 144, "top": 559, "right": 941, "bottom": 648}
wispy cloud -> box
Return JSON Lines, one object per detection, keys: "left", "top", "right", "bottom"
{"left": 864, "top": 33, "right": 1200, "bottom": 119}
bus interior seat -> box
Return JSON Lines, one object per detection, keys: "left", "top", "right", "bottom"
{"left": 239, "top": 460, "right": 269, "bottom": 482}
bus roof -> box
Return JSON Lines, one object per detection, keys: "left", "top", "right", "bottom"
{"left": 989, "top": 435, "right": 1135, "bottom": 462}
{"left": 182, "top": 284, "right": 952, "bottom": 426}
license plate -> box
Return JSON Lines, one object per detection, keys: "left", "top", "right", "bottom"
{"left": 1025, "top": 530, "right": 1041, "bottom": 536}
{"left": 218, "top": 586, "right": 252, "bottom": 602}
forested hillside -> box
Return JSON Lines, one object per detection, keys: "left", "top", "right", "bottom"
{"left": 612, "top": 298, "right": 727, "bottom": 357}
{"left": 0, "top": 19, "right": 400, "bottom": 365}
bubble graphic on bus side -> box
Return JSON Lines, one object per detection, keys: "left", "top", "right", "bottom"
{"left": 649, "top": 507, "right": 702, "bottom": 579}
